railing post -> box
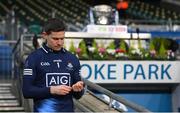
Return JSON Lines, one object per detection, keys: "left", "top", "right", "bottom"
{"left": 108, "top": 96, "right": 113, "bottom": 110}
{"left": 20, "top": 34, "right": 24, "bottom": 58}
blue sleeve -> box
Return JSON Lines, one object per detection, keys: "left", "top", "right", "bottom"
{"left": 72, "top": 58, "right": 84, "bottom": 99}
{"left": 22, "top": 54, "right": 51, "bottom": 99}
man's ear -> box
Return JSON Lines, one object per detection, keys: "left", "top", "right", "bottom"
{"left": 41, "top": 32, "right": 48, "bottom": 39}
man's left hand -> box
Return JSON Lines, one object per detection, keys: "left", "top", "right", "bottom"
{"left": 72, "top": 81, "right": 84, "bottom": 92}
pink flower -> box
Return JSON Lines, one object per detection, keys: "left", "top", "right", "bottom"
{"left": 150, "top": 50, "right": 156, "bottom": 57}
{"left": 98, "top": 47, "right": 106, "bottom": 54}
{"left": 150, "top": 50, "right": 156, "bottom": 55}
{"left": 76, "top": 48, "right": 82, "bottom": 54}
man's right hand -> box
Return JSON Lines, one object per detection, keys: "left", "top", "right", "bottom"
{"left": 50, "top": 85, "right": 72, "bottom": 95}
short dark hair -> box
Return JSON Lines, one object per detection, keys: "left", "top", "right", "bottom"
{"left": 42, "top": 18, "right": 66, "bottom": 34}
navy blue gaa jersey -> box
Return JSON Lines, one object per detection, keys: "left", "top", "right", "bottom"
{"left": 22, "top": 44, "right": 84, "bottom": 112}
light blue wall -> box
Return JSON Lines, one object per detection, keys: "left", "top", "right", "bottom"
{"left": 172, "top": 84, "right": 180, "bottom": 112}
{"left": 119, "top": 92, "right": 172, "bottom": 112}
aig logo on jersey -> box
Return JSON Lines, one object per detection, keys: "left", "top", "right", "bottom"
{"left": 46, "top": 73, "right": 70, "bottom": 87}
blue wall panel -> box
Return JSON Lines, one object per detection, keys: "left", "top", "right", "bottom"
{"left": 119, "top": 92, "right": 172, "bottom": 112}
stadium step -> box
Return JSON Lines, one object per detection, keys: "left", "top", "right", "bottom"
{"left": 0, "top": 102, "right": 19, "bottom": 107}
{"left": 0, "top": 94, "right": 16, "bottom": 100}
{"left": 0, "top": 100, "right": 19, "bottom": 107}
{"left": 0, "top": 83, "right": 12, "bottom": 87}
{"left": 0, "top": 83, "right": 24, "bottom": 112}
{"left": 0, "top": 87, "right": 11, "bottom": 90}
{"left": 0, "top": 89, "right": 11, "bottom": 93}
{"left": 0, "top": 107, "right": 24, "bottom": 112}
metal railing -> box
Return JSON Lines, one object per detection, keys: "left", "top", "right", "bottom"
{"left": 11, "top": 36, "right": 33, "bottom": 111}
{"left": 82, "top": 78, "right": 151, "bottom": 112}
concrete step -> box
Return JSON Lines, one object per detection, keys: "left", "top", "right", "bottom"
{"left": 0, "top": 106, "right": 24, "bottom": 112}
{"left": 0, "top": 102, "right": 19, "bottom": 107}
{"left": 0, "top": 89, "right": 11, "bottom": 93}
{"left": 0, "top": 94, "right": 14, "bottom": 96}
{"left": 0, "top": 83, "right": 24, "bottom": 111}
{"left": 0, "top": 87, "right": 11, "bottom": 90}
{"left": 0, "top": 83, "right": 12, "bottom": 87}
{"left": 0, "top": 100, "right": 18, "bottom": 104}
{"left": 0, "top": 94, "right": 16, "bottom": 100}
{"left": 0, "top": 100, "right": 19, "bottom": 107}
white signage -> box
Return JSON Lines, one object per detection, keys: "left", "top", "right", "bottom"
{"left": 80, "top": 61, "right": 180, "bottom": 83}
{"left": 87, "top": 25, "right": 128, "bottom": 33}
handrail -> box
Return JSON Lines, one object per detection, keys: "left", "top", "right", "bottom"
{"left": 12, "top": 37, "right": 21, "bottom": 53}
{"left": 82, "top": 78, "right": 152, "bottom": 112}
{"left": 12, "top": 34, "right": 38, "bottom": 53}
{"left": 11, "top": 34, "right": 33, "bottom": 111}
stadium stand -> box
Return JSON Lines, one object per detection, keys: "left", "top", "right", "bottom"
{"left": 0, "top": 0, "right": 180, "bottom": 112}
{"left": 0, "top": 0, "right": 90, "bottom": 31}
{"left": 0, "top": 0, "right": 180, "bottom": 31}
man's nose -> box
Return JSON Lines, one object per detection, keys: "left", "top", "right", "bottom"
{"left": 57, "top": 39, "right": 62, "bottom": 44}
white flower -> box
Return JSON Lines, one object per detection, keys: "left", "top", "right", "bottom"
{"left": 88, "top": 47, "right": 95, "bottom": 52}
{"left": 115, "top": 53, "right": 125, "bottom": 58}
{"left": 131, "top": 49, "right": 142, "bottom": 55}
{"left": 172, "top": 52, "right": 175, "bottom": 57}
{"left": 107, "top": 49, "right": 115, "bottom": 55}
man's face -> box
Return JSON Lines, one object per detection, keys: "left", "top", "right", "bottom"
{"left": 45, "top": 31, "right": 65, "bottom": 51}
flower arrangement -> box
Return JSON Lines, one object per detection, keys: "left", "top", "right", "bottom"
{"left": 68, "top": 38, "right": 177, "bottom": 60}
{"left": 147, "top": 38, "right": 176, "bottom": 60}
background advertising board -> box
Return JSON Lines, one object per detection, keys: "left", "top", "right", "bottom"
{"left": 80, "top": 61, "right": 180, "bottom": 83}
{"left": 87, "top": 25, "right": 128, "bottom": 33}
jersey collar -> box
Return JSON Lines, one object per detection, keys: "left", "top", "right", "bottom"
{"left": 41, "top": 43, "right": 66, "bottom": 54}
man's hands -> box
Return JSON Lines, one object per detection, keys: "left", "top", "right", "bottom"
{"left": 72, "top": 81, "right": 84, "bottom": 92}
{"left": 50, "top": 85, "right": 72, "bottom": 95}
{"left": 50, "top": 81, "right": 84, "bottom": 95}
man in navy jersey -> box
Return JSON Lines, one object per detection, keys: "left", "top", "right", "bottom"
{"left": 22, "top": 18, "right": 84, "bottom": 112}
